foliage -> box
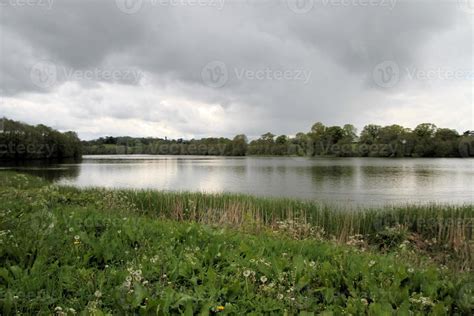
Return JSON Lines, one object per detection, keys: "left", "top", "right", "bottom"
{"left": 0, "top": 172, "right": 473, "bottom": 314}
{"left": 81, "top": 121, "right": 473, "bottom": 158}
{"left": 370, "top": 225, "right": 408, "bottom": 251}
{"left": 1, "top": 117, "right": 471, "bottom": 158}
{"left": 0, "top": 118, "right": 82, "bottom": 160}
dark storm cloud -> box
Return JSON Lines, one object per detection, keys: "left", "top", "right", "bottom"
{"left": 0, "top": 0, "right": 471, "bottom": 138}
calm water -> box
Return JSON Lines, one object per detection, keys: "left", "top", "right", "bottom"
{"left": 2, "top": 155, "right": 473, "bottom": 206}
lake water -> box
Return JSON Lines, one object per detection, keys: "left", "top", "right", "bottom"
{"left": 2, "top": 155, "right": 473, "bottom": 206}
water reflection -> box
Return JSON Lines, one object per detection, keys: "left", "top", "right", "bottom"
{"left": 0, "top": 158, "right": 81, "bottom": 182}
{"left": 1, "top": 155, "right": 472, "bottom": 206}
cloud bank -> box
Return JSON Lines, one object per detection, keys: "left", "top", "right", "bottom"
{"left": 0, "top": 0, "right": 472, "bottom": 139}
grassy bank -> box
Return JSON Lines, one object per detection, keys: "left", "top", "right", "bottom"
{"left": 53, "top": 180, "right": 473, "bottom": 270}
{"left": 0, "top": 172, "right": 473, "bottom": 314}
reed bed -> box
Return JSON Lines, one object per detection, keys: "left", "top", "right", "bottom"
{"left": 2, "top": 171, "right": 472, "bottom": 266}
{"left": 55, "top": 186, "right": 473, "bottom": 259}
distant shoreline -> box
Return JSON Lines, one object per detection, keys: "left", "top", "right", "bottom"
{"left": 79, "top": 153, "right": 473, "bottom": 159}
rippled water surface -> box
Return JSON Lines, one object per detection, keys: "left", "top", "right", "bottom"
{"left": 3, "top": 155, "right": 473, "bottom": 206}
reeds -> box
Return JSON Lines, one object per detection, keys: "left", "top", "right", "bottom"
{"left": 3, "top": 171, "right": 471, "bottom": 266}
{"left": 59, "top": 186, "right": 473, "bottom": 248}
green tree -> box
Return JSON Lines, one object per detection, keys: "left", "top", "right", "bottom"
{"left": 414, "top": 123, "right": 437, "bottom": 138}
{"left": 231, "top": 134, "right": 248, "bottom": 156}
{"left": 323, "top": 126, "right": 344, "bottom": 145}
{"left": 308, "top": 122, "right": 326, "bottom": 155}
{"left": 0, "top": 118, "right": 82, "bottom": 160}
{"left": 413, "top": 123, "right": 438, "bottom": 157}
{"left": 275, "top": 135, "right": 288, "bottom": 145}
{"left": 342, "top": 124, "right": 358, "bottom": 143}
{"left": 360, "top": 125, "right": 381, "bottom": 145}
{"left": 433, "top": 128, "right": 459, "bottom": 157}
{"left": 261, "top": 132, "right": 275, "bottom": 143}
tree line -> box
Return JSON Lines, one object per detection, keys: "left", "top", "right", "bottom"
{"left": 83, "top": 122, "right": 474, "bottom": 158}
{"left": 1, "top": 117, "right": 472, "bottom": 160}
{"left": 0, "top": 118, "right": 82, "bottom": 160}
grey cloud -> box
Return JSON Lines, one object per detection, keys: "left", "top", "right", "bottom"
{"left": 0, "top": 0, "right": 471, "bottom": 138}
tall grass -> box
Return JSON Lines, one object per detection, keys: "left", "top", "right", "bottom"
{"left": 2, "top": 171, "right": 472, "bottom": 266}
{"left": 2, "top": 190, "right": 472, "bottom": 314}
{"left": 123, "top": 190, "right": 473, "bottom": 269}
{"left": 57, "top": 186, "right": 473, "bottom": 256}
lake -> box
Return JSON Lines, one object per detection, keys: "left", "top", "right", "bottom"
{"left": 2, "top": 155, "right": 473, "bottom": 206}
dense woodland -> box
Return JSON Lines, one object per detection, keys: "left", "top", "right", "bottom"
{"left": 0, "top": 118, "right": 82, "bottom": 160}
{"left": 1, "top": 117, "right": 472, "bottom": 160}
{"left": 83, "top": 122, "right": 474, "bottom": 158}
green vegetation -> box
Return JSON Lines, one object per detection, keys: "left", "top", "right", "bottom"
{"left": 2, "top": 117, "right": 472, "bottom": 159}
{"left": 1, "top": 172, "right": 473, "bottom": 314}
{"left": 83, "top": 122, "right": 474, "bottom": 158}
{"left": 47, "top": 186, "right": 474, "bottom": 271}
{"left": 0, "top": 118, "right": 82, "bottom": 161}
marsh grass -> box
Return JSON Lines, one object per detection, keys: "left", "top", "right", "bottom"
{"left": 57, "top": 187, "right": 472, "bottom": 262}
{"left": 1, "top": 171, "right": 474, "bottom": 314}
{"left": 0, "top": 170, "right": 472, "bottom": 263}
{"left": 1, "top": 171, "right": 472, "bottom": 258}
{"left": 26, "top": 176, "right": 468, "bottom": 270}
{"left": 68, "top": 188, "right": 473, "bottom": 238}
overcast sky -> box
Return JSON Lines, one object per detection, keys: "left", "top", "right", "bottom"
{"left": 0, "top": 0, "right": 472, "bottom": 140}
